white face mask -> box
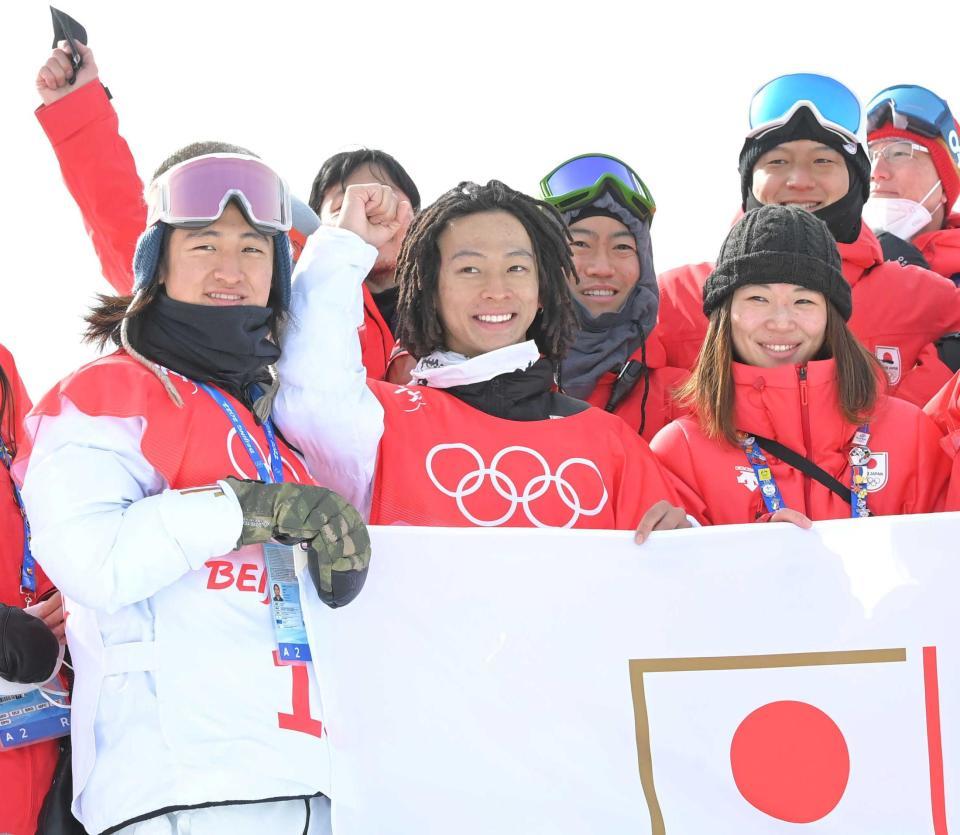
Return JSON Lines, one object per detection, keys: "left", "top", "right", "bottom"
{"left": 862, "top": 180, "right": 942, "bottom": 240}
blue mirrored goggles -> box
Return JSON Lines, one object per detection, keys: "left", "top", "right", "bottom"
{"left": 867, "top": 85, "right": 960, "bottom": 163}
{"left": 747, "top": 73, "right": 862, "bottom": 145}
{"left": 540, "top": 154, "right": 655, "bottom": 219}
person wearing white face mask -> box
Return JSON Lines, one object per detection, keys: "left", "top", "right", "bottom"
{"left": 865, "top": 84, "right": 960, "bottom": 282}
{"left": 866, "top": 85, "right": 960, "bottom": 376}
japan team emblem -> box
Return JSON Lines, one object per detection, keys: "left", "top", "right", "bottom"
{"left": 735, "top": 466, "right": 758, "bottom": 492}
{"left": 875, "top": 346, "right": 901, "bottom": 385}
{"left": 865, "top": 452, "right": 888, "bottom": 492}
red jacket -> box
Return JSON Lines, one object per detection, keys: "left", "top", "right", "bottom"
{"left": 657, "top": 223, "right": 960, "bottom": 406}
{"left": 36, "top": 83, "right": 396, "bottom": 378}
{"left": 369, "top": 379, "right": 680, "bottom": 530}
{"left": 583, "top": 330, "right": 689, "bottom": 441}
{"left": 913, "top": 212, "right": 960, "bottom": 284}
{"left": 360, "top": 285, "right": 395, "bottom": 381}
{"left": 0, "top": 344, "right": 58, "bottom": 835}
{"left": 922, "top": 368, "right": 960, "bottom": 510}
{"left": 650, "top": 358, "right": 949, "bottom": 526}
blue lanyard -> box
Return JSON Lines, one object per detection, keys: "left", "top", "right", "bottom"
{"left": 0, "top": 430, "right": 36, "bottom": 601}
{"left": 739, "top": 435, "right": 787, "bottom": 514}
{"left": 739, "top": 425, "right": 871, "bottom": 519}
{"left": 848, "top": 425, "right": 872, "bottom": 519}
{"left": 198, "top": 384, "right": 284, "bottom": 484}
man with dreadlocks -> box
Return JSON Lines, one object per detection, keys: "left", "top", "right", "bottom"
{"left": 276, "top": 179, "right": 690, "bottom": 536}
{"left": 18, "top": 146, "right": 371, "bottom": 835}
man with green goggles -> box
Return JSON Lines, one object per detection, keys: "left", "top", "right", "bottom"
{"left": 540, "top": 154, "right": 687, "bottom": 441}
{"left": 540, "top": 153, "right": 656, "bottom": 219}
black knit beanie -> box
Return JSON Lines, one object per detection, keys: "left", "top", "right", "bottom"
{"left": 738, "top": 109, "right": 871, "bottom": 245}
{"left": 703, "top": 204, "right": 852, "bottom": 320}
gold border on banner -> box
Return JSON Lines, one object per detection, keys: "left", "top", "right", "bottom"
{"left": 628, "top": 648, "right": 906, "bottom": 834}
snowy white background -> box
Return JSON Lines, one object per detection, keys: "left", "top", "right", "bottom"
{"left": 2, "top": 0, "right": 956, "bottom": 397}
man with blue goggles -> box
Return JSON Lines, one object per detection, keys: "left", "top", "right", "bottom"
{"left": 865, "top": 85, "right": 960, "bottom": 284}
{"left": 656, "top": 73, "right": 960, "bottom": 408}
{"left": 739, "top": 73, "right": 871, "bottom": 246}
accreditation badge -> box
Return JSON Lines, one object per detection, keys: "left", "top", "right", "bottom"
{"left": 264, "top": 542, "right": 313, "bottom": 663}
{"left": 0, "top": 688, "right": 70, "bottom": 750}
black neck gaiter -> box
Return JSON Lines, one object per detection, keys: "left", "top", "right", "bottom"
{"left": 130, "top": 292, "right": 280, "bottom": 405}
{"left": 745, "top": 186, "right": 864, "bottom": 245}
{"left": 739, "top": 109, "right": 869, "bottom": 245}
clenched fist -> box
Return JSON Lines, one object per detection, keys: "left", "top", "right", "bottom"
{"left": 335, "top": 182, "right": 414, "bottom": 250}
{"left": 36, "top": 41, "right": 99, "bottom": 106}
{"left": 221, "top": 477, "right": 372, "bottom": 608}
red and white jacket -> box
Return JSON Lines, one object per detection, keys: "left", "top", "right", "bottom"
{"left": 368, "top": 379, "right": 675, "bottom": 529}
{"left": 657, "top": 222, "right": 960, "bottom": 406}
{"left": 650, "top": 359, "right": 949, "bottom": 526}
{"left": 275, "top": 227, "right": 680, "bottom": 531}
{"left": 0, "top": 344, "right": 59, "bottom": 835}
{"left": 18, "top": 355, "right": 329, "bottom": 835}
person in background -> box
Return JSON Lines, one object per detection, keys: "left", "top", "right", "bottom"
{"left": 864, "top": 84, "right": 960, "bottom": 279}
{"left": 651, "top": 205, "right": 949, "bottom": 526}
{"left": 864, "top": 84, "right": 960, "bottom": 372}
{"left": 309, "top": 149, "right": 421, "bottom": 381}
{"left": 657, "top": 73, "right": 960, "bottom": 407}
{"left": 539, "top": 154, "right": 688, "bottom": 440}
{"left": 276, "top": 179, "right": 690, "bottom": 538}
{"left": 0, "top": 345, "right": 65, "bottom": 835}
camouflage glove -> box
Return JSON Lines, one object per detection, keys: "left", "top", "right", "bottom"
{"left": 222, "top": 477, "right": 371, "bottom": 608}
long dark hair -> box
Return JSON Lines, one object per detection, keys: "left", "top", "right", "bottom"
{"left": 395, "top": 180, "right": 579, "bottom": 363}
{"left": 679, "top": 297, "right": 882, "bottom": 446}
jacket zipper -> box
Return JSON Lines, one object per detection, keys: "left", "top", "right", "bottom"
{"left": 798, "top": 365, "right": 812, "bottom": 511}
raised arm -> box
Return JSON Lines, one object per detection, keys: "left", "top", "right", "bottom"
{"left": 36, "top": 42, "right": 145, "bottom": 294}
{"left": 274, "top": 184, "right": 412, "bottom": 513}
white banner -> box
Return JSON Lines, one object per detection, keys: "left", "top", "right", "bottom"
{"left": 308, "top": 514, "right": 959, "bottom": 834}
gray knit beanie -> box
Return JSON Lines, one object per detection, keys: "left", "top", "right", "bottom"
{"left": 702, "top": 205, "right": 852, "bottom": 320}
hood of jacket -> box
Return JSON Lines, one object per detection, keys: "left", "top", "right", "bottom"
{"left": 837, "top": 223, "right": 884, "bottom": 287}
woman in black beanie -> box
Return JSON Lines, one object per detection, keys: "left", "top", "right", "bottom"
{"left": 650, "top": 205, "right": 949, "bottom": 526}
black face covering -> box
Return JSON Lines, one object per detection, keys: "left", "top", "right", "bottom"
{"left": 130, "top": 291, "right": 280, "bottom": 404}
{"left": 744, "top": 186, "right": 864, "bottom": 246}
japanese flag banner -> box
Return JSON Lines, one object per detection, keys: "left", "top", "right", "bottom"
{"left": 306, "top": 514, "right": 959, "bottom": 834}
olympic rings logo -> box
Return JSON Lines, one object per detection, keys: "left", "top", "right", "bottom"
{"left": 425, "top": 443, "right": 608, "bottom": 528}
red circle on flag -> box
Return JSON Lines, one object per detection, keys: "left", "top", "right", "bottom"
{"left": 730, "top": 700, "right": 849, "bottom": 823}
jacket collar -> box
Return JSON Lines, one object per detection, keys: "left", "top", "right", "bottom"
{"left": 731, "top": 359, "right": 853, "bottom": 456}
{"left": 912, "top": 212, "right": 960, "bottom": 280}
{"left": 837, "top": 223, "right": 883, "bottom": 286}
